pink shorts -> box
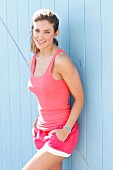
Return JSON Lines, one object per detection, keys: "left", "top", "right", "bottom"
{"left": 33, "top": 122, "right": 79, "bottom": 157}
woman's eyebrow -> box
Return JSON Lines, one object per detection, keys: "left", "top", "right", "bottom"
{"left": 34, "top": 28, "right": 51, "bottom": 31}
{"left": 43, "top": 29, "right": 51, "bottom": 31}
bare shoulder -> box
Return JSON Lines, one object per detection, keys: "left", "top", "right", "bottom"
{"left": 54, "top": 50, "right": 80, "bottom": 80}
{"left": 55, "top": 51, "right": 75, "bottom": 70}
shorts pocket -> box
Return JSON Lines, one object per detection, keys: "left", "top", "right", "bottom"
{"left": 54, "top": 133, "right": 65, "bottom": 143}
{"left": 33, "top": 128, "right": 48, "bottom": 150}
{"left": 48, "top": 133, "right": 65, "bottom": 148}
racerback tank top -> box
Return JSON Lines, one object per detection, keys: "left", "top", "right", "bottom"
{"left": 28, "top": 49, "right": 71, "bottom": 131}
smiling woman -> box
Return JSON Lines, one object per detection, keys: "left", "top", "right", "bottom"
{"left": 31, "top": 9, "right": 59, "bottom": 54}
{"left": 22, "top": 9, "right": 84, "bottom": 170}
{"left": 33, "top": 20, "right": 58, "bottom": 51}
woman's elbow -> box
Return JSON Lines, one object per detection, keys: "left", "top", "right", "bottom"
{"left": 76, "top": 91, "right": 84, "bottom": 108}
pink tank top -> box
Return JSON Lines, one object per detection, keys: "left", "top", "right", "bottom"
{"left": 28, "top": 49, "right": 70, "bottom": 131}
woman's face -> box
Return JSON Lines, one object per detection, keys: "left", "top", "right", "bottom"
{"left": 33, "top": 20, "right": 57, "bottom": 50}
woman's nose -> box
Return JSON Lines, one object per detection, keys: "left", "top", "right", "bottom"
{"left": 38, "top": 32, "right": 44, "bottom": 39}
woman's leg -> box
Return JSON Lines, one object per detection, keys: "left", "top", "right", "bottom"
{"left": 51, "top": 162, "right": 62, "bottom": 170}
{"left": 22, "top": 148, "right": 65, "bottom": 170}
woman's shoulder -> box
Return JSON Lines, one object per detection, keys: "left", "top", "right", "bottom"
{"left": 54, "top": 49, "right": 76, "bottom": 77}
{"left": 55, "top": 49, "right": 72, "bottom": 67}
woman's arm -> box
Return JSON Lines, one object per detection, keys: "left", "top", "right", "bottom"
{"left": 56, "top": 52, "right": 84, "bottom": 128}
{"left": 49, "top": 52, "right": 84, "bottom": 141}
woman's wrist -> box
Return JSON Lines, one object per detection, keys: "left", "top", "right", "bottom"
{"left": 63, "top": 125, "right": 72, "bottom": 133}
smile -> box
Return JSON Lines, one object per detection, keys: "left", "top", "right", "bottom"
{"left": 37, "top": 40, "right": 46, "bottom": 44}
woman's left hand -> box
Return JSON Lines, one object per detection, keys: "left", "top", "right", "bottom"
{"left": 49, "top": 128, "right": 70, "bottom": 142}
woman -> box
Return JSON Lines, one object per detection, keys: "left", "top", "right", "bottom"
{"left": 22, "top": 9, "right": 84, "bottom": 170}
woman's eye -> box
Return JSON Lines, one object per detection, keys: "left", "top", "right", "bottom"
{"left": 35, "top": 29, "right": 40, "bottom": 32}
{"left": 45, "top": 32, "right": 50, "bottom": 34}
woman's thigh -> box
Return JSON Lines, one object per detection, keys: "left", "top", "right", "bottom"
{"left": 22, "top": 148, "right": 65, "bottom": 170}
{"left": 51, "top": 162, "right": 62, "bottom": 170}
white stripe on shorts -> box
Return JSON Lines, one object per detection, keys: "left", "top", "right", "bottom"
{"left": 43, "top": 142, "right": 70, "bottom": 157}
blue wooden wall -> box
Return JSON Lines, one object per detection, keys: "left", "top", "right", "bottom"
{"left": 0, "top": 0, "right": 113, "bottom": 170}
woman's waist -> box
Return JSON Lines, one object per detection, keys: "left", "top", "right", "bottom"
{"left": 36, "top": 118, "right": 78, "bottom": 132}
{"left": 36, "top": 118, "right": 68, "bottom": 131}
{"left": 37, "top": 111, "right": 70, "bottom": 130}
{"left": 38, "top": 109, "right": 70, "bottom": 118}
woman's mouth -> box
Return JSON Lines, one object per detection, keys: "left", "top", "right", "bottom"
{"left": 37, "top": 40, "right": 46, "bottom": 44}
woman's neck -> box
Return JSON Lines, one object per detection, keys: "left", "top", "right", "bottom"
{"left": 38, "top": 45, "right": 57, "bottom": 58}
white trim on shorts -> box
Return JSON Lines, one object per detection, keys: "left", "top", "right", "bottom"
{"left": 42, "top": 142, "right": 70, "bottom": 157}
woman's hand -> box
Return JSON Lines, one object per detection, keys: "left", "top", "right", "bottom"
{"left": 49, "top": 128, "right": 70, "bottom": 142}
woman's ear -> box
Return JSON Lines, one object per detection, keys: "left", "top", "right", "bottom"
{"left": 54, "top": 30, "right": 59, "bottom": 37}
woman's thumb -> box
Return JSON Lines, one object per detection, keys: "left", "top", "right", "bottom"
{"left": 48, "top": 129, "right": 56, "bottom": 135}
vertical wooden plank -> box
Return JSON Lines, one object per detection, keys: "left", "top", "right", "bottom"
{"left": 85, "top": 0, "right": 102, "bottom": 170}
{"left": 41, "top": 0, "right": 54, "bottom": 10}
{"left": 69, "top": 0, "right": 86, "bottom": 170}
{"left": 101, "top": 1, "right": 113, "bottom": 170}
{"left": 55, "top": 0, "right": 69, "bottom": 54}
{"left": 0, "top": 88, "right": 3, "bottom": 170}
{"left": 0, "top": 1, "right": 6, "bottom": 169}
{"left": 17, "top": 0, "right": 30, "bottom": 61}
{"left": 6, "top": 0, "right": 23, "bottom": 169}
{"left": 0, "top": 0, "right": 6, "bottom": 22}
{"left": 8, "top": 36, "right": 22, "bottom": 170}
{"left": 0, "top": 13, "right": 12, "bottom": 170}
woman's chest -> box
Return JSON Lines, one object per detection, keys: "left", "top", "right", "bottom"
{"left": 28, "top": 76, "right": 63, "bottom": 98}
{"left": 34, "top": 56, "right": 52, "bottom": 78}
